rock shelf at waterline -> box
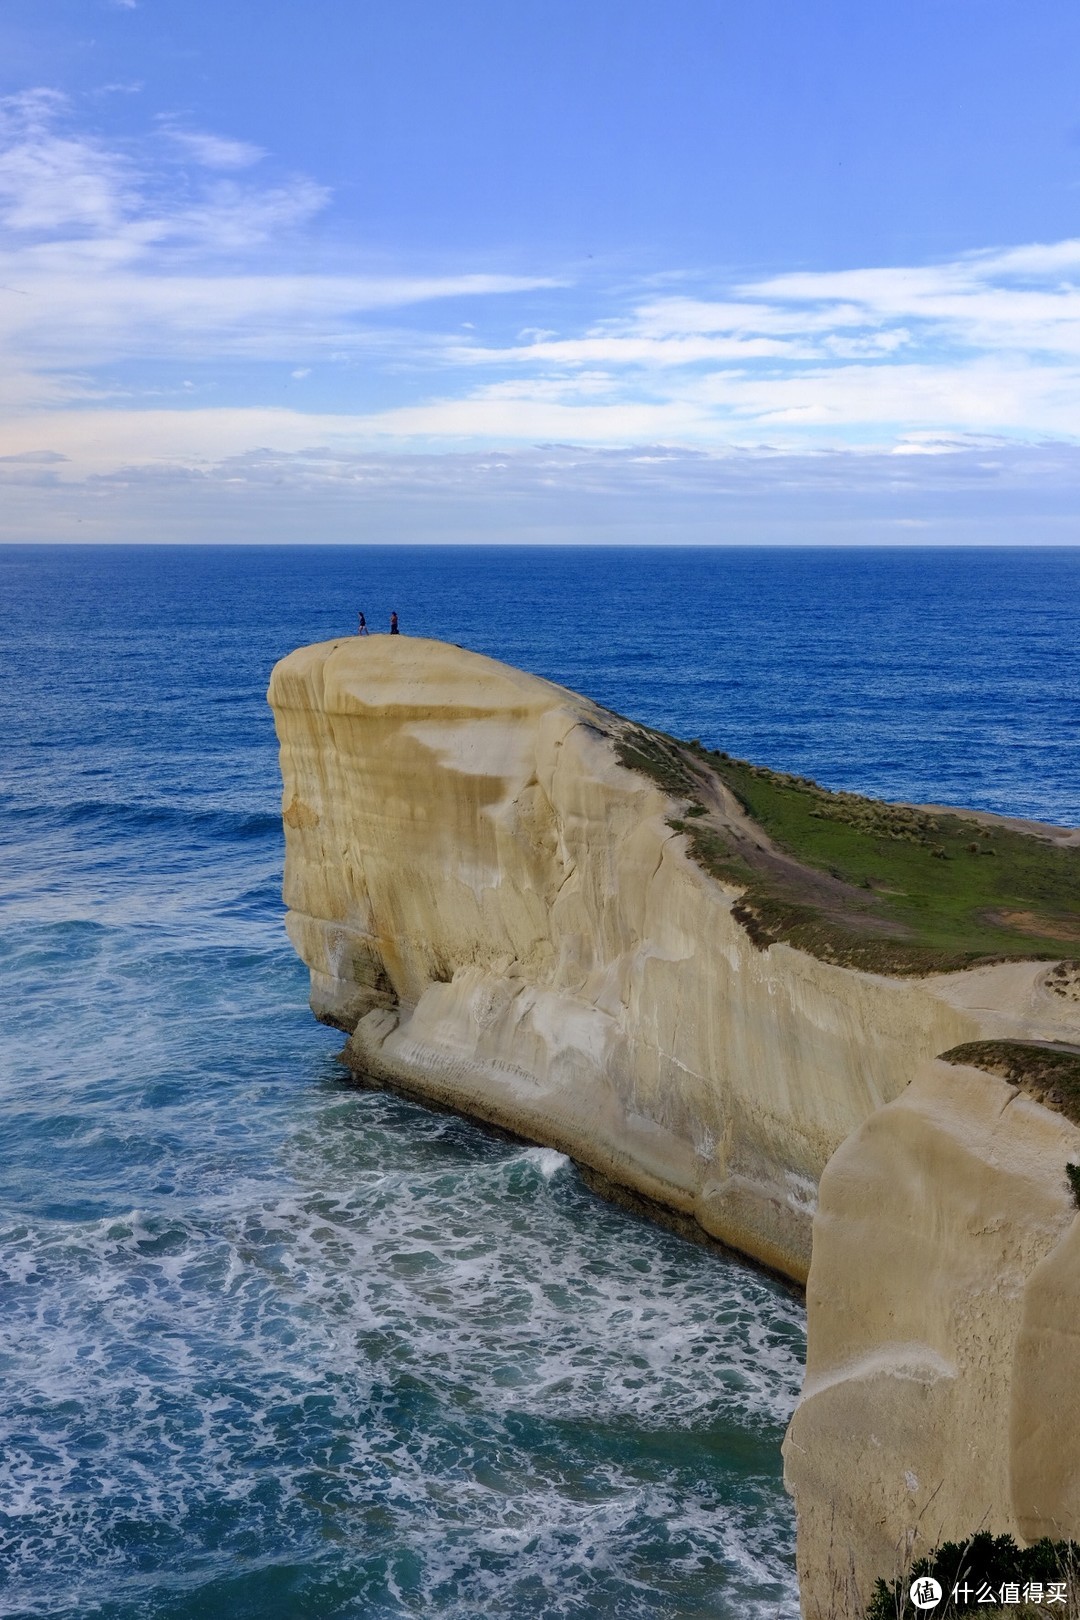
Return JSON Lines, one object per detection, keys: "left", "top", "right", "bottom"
{"left": 269, "top": 633, "right": 1080, "bottom": 1619}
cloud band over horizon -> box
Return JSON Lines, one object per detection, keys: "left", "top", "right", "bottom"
{"left": 1, "top": 87, "right": 1079, "bottom": 543}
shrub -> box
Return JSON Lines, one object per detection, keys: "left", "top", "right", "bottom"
{"left": 866, "top": 1532, "right": 1080, "bottom": 1617}
{"left": 1067, "top": 1162, "right": 1080, "bottom": 1209}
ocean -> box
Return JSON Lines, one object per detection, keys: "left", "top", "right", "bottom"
{"left": 2, "top": 544, "right": 1079, "bottom": 1620}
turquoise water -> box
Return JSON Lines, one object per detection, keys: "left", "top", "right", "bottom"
{"left": 2, "top": 545, "right": 1079, "bottom": 1619}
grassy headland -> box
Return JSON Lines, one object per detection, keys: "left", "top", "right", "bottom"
{"left": 614, "top": 724, "right": 1080, "bottom": 977}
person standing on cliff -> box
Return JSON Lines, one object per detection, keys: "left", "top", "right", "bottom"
{"left": 357, "top": 611, "right": 369, "bottom": 635}
{"left": 389, "top": 611, "right": 399, "bottom": 634}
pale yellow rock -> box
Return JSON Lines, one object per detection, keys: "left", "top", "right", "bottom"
{"left": 1011, "top": 1208, "right": 1080, "bottom": 1541}
{"left": 268, "top": 635, "right": 1074, "bottom": 1285}
{"left": 268, "top": 635, "right": 1080, "bottom": 1619}
{"left": 783, "top": 1057, "right": 1080, "bottom": 1618}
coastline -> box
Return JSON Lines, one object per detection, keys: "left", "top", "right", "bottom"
{"left": 270, "top": 632, "right": 1080, "bottom": 1618}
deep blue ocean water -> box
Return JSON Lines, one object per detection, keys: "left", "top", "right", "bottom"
{"left": 2, "top": 544, "right": 1079, "bottom": 1620}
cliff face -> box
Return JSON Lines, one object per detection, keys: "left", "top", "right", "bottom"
{"left": 269, "top": 636, "right": 1070, "bottom": 1280}
{"left": 269, "top": 635, "right": 1080, "bottom": 1616}
{"left": 783, "top": 1056, "right": 1080, "bottom": 1617}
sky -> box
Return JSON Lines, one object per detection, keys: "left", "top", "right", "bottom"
{"left": 2, "top": 0, "right": 1080, "bottom": 544}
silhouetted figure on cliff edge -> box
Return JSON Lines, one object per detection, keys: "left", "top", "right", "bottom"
{"left": 390, "top": 612, "right": 399, "bottom": 634}
{"left": 357, "top": 611, "right": 368, "bottom": 635}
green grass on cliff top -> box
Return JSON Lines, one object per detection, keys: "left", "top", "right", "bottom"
{"left": 615, "top": 727, "right": 1080, "bottom": 977}
{"left": 716, "top": 753, "right": 1080, "bottom": 964}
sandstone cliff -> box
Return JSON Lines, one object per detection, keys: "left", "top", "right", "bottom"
{"left": 268, "top": 634, "right": 1080, "bottom": 1616}
{"left": 784, "top": 1054, "right": 1080, "bottom": 1616}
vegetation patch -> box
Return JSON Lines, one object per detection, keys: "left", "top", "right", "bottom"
{"left": 613, "top": 729, "right": 699, "bottom": 799}
{"left": 1067, "top": 1163, "right": 1080, "bottom": 1209}
{"left": 866, "top": 1531, "right": 1080, "bottom": 1617}
{"left": 613, "top": 720, "right": 1080, "bottom": 978}
{"left": 1047, "top": 961, "right": 1080, "bottom": 1002}
{"left": 939, "top": 1040, "right": 1080, "bottom": 1128}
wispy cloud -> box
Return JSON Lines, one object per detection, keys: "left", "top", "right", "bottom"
{"left": 163, "top": 128, "right": 266, "bottom": 171}
{"left": 738, "top": 244, "right": 1080, "bottom": 357}
{"left": 0, "top": 91, "right": 556, "bottom": 399}
{"left": 1, "top": 86, "right": 1080, "bottom": 528}
{"left": 0, "top": 90, "right": 134, "bottom": 232}
{"left": 404, "top": 237, "right": 1080, "bottom": 450}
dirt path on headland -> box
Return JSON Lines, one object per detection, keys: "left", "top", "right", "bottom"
{"left": 629, "top": 729, "right": 913, "bottom": 940}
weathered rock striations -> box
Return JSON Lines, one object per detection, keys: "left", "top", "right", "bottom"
{"left": 268, "top": 634, "right": 1080, "bottom": 1616}
{"left": 783, "top": 1056, "right": 1080, "bottom": 1616}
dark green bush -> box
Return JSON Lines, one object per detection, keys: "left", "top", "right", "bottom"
{"left": 866, "top": 1532, "right": 1080, "bottom": 1617}
{"left": 1066, "top": 1162, "right": 1080, "bottom": 1209}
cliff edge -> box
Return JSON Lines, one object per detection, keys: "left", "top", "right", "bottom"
{"left": 269, "top": 634, "right": 1080, "bottom": 1614}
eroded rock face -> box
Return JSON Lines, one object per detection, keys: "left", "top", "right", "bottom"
{"left": 269, "top": 636, "right": 1080, "bottom": 1617}
{"left": 268, "top": 635, "right": 1063, "bottom": 1285}
{"left": 784, "top": 1058, "right": 1080, "bottom": 1618}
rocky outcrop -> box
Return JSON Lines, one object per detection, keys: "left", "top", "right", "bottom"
{"left": 268, "top": 637, "right": 1071, "bottom": 1268}
{"left": 783, "top": 1056, "right": 1080, "bottom": 1616}
{"left": 268, "top": 635, "right": 1080, "bottom": 1617}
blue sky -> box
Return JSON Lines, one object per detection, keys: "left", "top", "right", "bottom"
{"left": 2, "top": 0, "right": 1080, "bottom": 542}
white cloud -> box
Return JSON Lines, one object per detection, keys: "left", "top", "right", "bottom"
{"left": 739, "top": 248, "right": 1080, "bottom": 357}
{"left": 0, "top": 265, "right": 563, "bottom": 376}
{"left": 7, "top": 346, "right": 1077, "bottom": 474}
{"left": 2, "top": 437, "right": 1077, "bottom": 547}
{"left": 0, "top": 93, "right": 134, "bottom": 232}
{"left": 417, "top": 234, "right": 1080, "bottom": 458}
{"left": 630, "top": 297, "right": 873, "bottom": 338}
{"left": 164, "top": 129, "right": 266, "bottom": 170}
{"left": 0, "top": 94, "right": 557, "bottom": 397}
{"left": 412, "top": 232, "right": 1080, "bottom": 451}
{"left": 1, "top": 86, "right": 1080, "bottom": 512}
{"left": 451, "top": 332, "right": 809, "bottom": 367}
